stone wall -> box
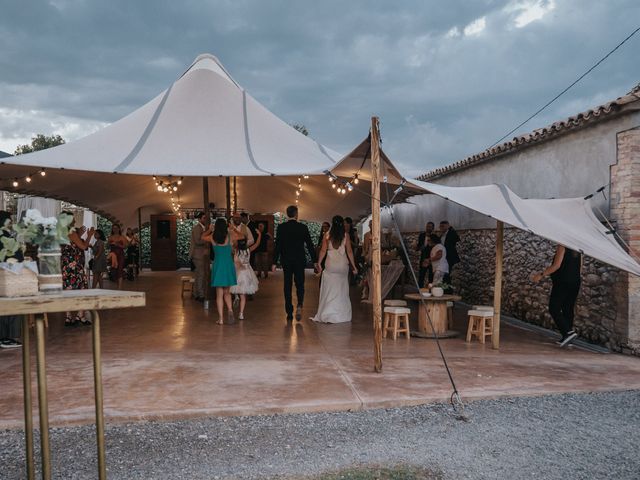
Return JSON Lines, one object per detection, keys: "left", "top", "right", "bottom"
{"left": 402, "top": 228, "right": 625, "bottom": 351}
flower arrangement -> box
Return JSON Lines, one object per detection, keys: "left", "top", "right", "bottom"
{"left": 0, "top": 224, "right": 21, "bottom": 263}
{"left": 14, "top": 209, "right": 74, "bottom": 252}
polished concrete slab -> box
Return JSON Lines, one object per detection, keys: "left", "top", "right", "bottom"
{"left": 1, "top": 270, "right": 639, "bottom": 429}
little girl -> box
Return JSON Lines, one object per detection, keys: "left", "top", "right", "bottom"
{"left": 230, "top": 228, "right": 262, "bottom": 320}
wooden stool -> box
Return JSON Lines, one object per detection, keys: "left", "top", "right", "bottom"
{"left": 466, "top": 309, "right": 494, "bottom": 344}
{"left": 384, "top": 299, "right": 407, "bottom": 307}
{"left": 383, "top": 306, "right": 411, "bottom": 340}
{"left": 473, "top": 305, "right": 494, "bottom": 313}
{"left": 181, "top": 276, "right": 195, "bottom": 297}
{"left": 446, "top": 301, "right": 454, "bottom": 329}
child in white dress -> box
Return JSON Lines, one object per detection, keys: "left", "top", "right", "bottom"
{"left": 231, "top": 228, "right": 262, "bottom": 319}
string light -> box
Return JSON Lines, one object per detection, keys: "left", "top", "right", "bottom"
{"left": 353, "top": 173, "right": 359, "bottom": 185}
{"left": 1, "top": 168, "right": 49, "bottom": 189}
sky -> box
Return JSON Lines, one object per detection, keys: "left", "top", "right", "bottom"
{"left": 0, "top": 0, "right": 639, "bottom": 177}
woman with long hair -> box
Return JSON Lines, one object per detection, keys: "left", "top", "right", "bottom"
{"left": 108, "top": 224, "right": 127, "bottom": 289}
{"left": 61, "top": 211, "right": 95, "bottom": 326}
{"left": 91, "top": 229, "right": 107, "bottom": 289}
{"left": 203, "top": 217, "right": 237, "bottom": 324}
{"left": 311, "top": 215, "right": 358, "bottom": 323}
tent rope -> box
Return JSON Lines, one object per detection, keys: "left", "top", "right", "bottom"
{"left": 380, "top": 160, "right": 466, "bottom": 418}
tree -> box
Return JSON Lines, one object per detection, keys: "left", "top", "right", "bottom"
{"left": 14, "top": 134, "right": 65, "bottom": 155}
{"left": 291, "top": 124, "right": 309, "bottom": 136}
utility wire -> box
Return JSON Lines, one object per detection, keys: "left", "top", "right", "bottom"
{"left": 489, "top": 25, "right": 640, "bottom": 149}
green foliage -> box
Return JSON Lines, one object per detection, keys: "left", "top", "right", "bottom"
{"left": 177, "top": 219, "right": 196, "bottom": 267}
{"left": 14, "top": 134, "right": 65, "bottom": 155}
{"left": 140, "top": 224, "right": 151, "bottom": 267}
{"left": 13, "top": 210, "right": 73, "bottom": 251}
{"left": 0, "top": 236, "right": 20, "bottom": 262}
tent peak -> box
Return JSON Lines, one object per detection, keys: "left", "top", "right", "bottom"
{"left": 181, "top": 53, "right": 240, "bottom": 89}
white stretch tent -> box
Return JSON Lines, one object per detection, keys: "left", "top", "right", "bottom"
{"left": 1, "top": 53, "right": 638, "bottom": 276}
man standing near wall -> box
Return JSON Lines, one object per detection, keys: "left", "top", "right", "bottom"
{"left": 189, "top": 211, "right": 208, "bottom": 302}
{"left": 439, "top": 220, "right": 460, "bottom": 282}
{"left": 416, "top": 221, "right": 435, "bottom": 287}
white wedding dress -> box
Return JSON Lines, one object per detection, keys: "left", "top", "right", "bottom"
{"left": 312, "top": 236, "right": 352, "bottom": 324}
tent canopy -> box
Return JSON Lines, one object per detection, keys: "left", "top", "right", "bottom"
{"left": 0, "top": 53, "right": 638, "bottom": 275}
{"left": 404, "top": 180, "right": 640, "bottom": 276}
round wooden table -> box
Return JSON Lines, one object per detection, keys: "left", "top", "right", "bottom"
{"left": 404, "top": 293, "right": 462, "bottom": 338}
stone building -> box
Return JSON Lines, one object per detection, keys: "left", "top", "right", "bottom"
{"left": 388, "top": 84, "right": 640, "bottom": 354}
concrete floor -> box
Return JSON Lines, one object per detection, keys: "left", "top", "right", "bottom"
{"left": 1, "top": 270, "right": 640, "bottom": 429}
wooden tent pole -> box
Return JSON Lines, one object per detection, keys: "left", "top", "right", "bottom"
{"left": 225, "top": 177, "right": 231, "bottom": 218}
{"left": 492, "top": 220, "right": 504, "bottom": 349}
{"left": 203, "top": 177, "right": 211, "bottom": 307}
{"left": 233, "top": 176, "right": 238, "bottom": 214}
{"left": 371, "top": 116, "right": 383, "bottom": 373}
{"left": 137, "top": 207, "right": 142, "bottom": 272}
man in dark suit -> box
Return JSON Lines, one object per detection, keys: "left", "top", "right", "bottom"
{"left": 439, "top": 220, "right": 460, "bottom": 282}
{"left": 272, "top": 205, "right": 317, "bottom": 321}
{"left": 415, "top": 221, "right": 435, "bottom": 287}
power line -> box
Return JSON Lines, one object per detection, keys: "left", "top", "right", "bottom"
{"left": 489, "top": 25, "right": 640, "bottom": 149}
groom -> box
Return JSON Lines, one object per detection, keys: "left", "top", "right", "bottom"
{"left": 272, "top": 205, "right": 317, "bottom": 321}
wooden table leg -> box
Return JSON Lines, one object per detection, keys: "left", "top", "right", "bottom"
{"left": 34, "top": 315, "right": 51, "bottom": 480}
{"left": 91, "top": 310, "right": 107, "bottom": 480}
{"left": 22, "top": 315, "right": 35, "bottom": 480}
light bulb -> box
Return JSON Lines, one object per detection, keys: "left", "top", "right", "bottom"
{"left": 178, "top": 177, "right": 183, "bottom": 185}
{"left": 173, "top": 186, "right": 178, "bottom": 191}
{"left": 12, "top": 179, "right": 18, "bottom": 187}
{"left": 25, "top": 176, "right": 32, "bottom": 183}
{"left": 331, "top": 183, "right": 336, "bottom": 189}
{"left": 303, "top": 175, "right": 309, "bottom": 179}
{"left": 157, "top": 185, "right": 163, "bottom": 191}
{"left": 354, "top": 178, "right": 359, "bottom": 185}
{"left": 40, "top": 170, "right": 46, "bottom": 177}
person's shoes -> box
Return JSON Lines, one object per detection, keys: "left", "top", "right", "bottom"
{"left": 0, "top": 338, "right": 22, "bottom": 349}
{"left": 286, "top": 314, "right": 293, "bottom": 322}
{"left": 195, "top": 296, "right": 204, "bottom": 302}
{"left": 295, "top": 306, "right": 302, "bottom": 321}
{"left": 558, "top": 331, "right": 578, "bottom": 347}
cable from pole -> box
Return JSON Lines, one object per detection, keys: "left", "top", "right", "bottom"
{"left": 489, "top": 25, "right": 640, "bottom": 149}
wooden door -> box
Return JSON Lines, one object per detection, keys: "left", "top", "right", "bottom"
{"left": 150, "top": 214, "right": 177, "bottom": 271}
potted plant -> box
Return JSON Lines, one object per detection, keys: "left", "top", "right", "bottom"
{"left": 0, "top": 214, "right": 39, "bottom": 297}
{"left": 431, "top": 282, "right": 452, "bottom": 297}
{"left": 13, "top": 209, "right": 74, "bottom": 293}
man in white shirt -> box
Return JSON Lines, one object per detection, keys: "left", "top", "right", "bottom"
{"left": 427, "top": 234, "right": 448, "bottom": 285}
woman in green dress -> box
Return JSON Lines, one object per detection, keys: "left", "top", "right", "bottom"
{"left": 203, "top": 218, "right": 237, "bottom": 324}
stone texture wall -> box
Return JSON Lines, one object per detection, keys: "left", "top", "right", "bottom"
{"left": 402, "top": 228, "right": 625, "bottom": 351}
{"left": 610, "top": 128, "right": 640, "bottom": 355}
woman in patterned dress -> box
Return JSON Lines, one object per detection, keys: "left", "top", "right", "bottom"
{"left": 61, "top": 212, "right": 94, "bottom": 326}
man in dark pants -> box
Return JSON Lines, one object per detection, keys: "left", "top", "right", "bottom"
{"left": 532, "top": 245, "right": 582, "bottom": 347}
{"left": 272, "top": 205, "right": 317, "bottom": 321}
{"left": 416, "top": 221, "right": 435, "bottom": 287}
{"left": 439, "top": 220, "right": 460, "bottom": 283}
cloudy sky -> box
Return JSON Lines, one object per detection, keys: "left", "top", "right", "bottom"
{"left": 0, "top": 0, "right": 638, "bottom": 176}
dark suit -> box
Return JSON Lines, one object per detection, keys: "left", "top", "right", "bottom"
{"left": 416, "top": 231, "right": 433, "bottom": 287}
{"left": 273, "top": 219, "right": 317, "bottom": 316}
{"left": 441, "top": 227, "right": 460, "bottom": 281}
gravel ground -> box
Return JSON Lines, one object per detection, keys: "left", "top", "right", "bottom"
{"left": 2, "top": 390, "right": 639, "bottom": 479}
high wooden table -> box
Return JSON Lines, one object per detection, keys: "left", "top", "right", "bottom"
{"left": 404, "top": 293, "right": 462, "bottom": 338}
{"left": 0, "top": 289, "right": 146, "bottom": 480}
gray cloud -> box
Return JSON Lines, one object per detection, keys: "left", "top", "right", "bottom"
{"left": 0, "top": 0, "right": 638, "bottom": 176}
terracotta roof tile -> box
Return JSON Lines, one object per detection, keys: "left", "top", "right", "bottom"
{"left": 418, "top": 83, "right": 640, "bottom": 181}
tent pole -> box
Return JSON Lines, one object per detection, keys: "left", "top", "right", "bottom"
{"left": 492, "top": 220, "right": 504, "bottom": 349}
{"left": 203, "top": 177, "right": 211, "bottom": 308}
{"left": 225, "top": 177, "right": 231, "bottom": 218}
{"left": 371, "top": 116, "right": 383, "bottom": 373}
{"left": 233, "top": 176, "right": 238, "bottom": 214}
{"left": 137, "top": 207, "right": 142, "bottom": 273}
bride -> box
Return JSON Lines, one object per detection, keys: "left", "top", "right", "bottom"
{"left": 312, "top": 215, "right": 358, "bottom": 323}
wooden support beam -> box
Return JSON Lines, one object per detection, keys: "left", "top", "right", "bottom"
{"left": 225, "top": 176, "right": 231, "bottom": 218}
{"left": 371, "top": 116, "right": 383, "bottom": 373}
{"left": 233, "top": 176, "right": 238, "bottom": 214}
{"left": 203, "top": 177, "right": 211, "bottom": 306}
{"left": 137, "top": 207, "right": 142, "bottom": 271}
{"left": 492, "top": 220, "right": 504, "bottom": 349}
